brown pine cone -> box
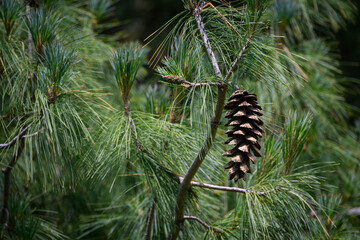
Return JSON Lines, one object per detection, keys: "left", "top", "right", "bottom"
{"left": 223, "top": 90, "right": 264, "bottom": 182}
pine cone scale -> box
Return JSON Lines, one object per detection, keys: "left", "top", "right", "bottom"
{"left": 223, "top": 89, "right": 264, "bottom": 182}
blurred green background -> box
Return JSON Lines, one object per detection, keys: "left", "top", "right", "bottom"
{"left": 336, "top": 2, "right": 360, "bottom": 120}
{"left": 107, "top": 0, "right": 360, "bottom": 121}
{"left": 1, "top": 0, "right": 359, "bottom": 239}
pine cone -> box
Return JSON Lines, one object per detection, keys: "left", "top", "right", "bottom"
{"left": 223, "top": 89, "right": 264, "bottom": 182}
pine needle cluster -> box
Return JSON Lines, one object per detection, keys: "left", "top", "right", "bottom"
{"left": 0, "top": 0, "right": 359, "bottom": 239}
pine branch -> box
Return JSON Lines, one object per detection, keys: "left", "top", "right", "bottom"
{"left": 0, "top": 137, "right": 25, "bottom": 226}
{"left": 192, "top": 5, "right": 223, "bottom": 80}
{"left": 0, "top": 124, "right": 31, "bottom": 149}
{"left": 224, "top": 4, "right": 266, "bottom": 82}
{"left": 183, "top": 216, "right": 223, "bottom": 234}
{"left": 145, "top": 197, "right": 156, "bottom": 240}
{"left": 0, "top": 123, "right": 39, "bottom": 227}
{"left": 179, "top": 177, "right": 275, "bottom": 195}
{"left": 22, "top": 129, "right": 42, "bottom": 138}
{"left": 170, "top": 85, "right": 227, "bottom": 240}
{"left": 161, "top": 75, "right": 225, "bottom": 88}
{"left": 169, "top": 3, "right": 232, "bottom": 239}
{"left": 225, "top": 36, "right": 252, "bottom": 81}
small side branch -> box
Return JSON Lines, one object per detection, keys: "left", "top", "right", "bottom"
{"left": 161, "top": 75, "right": 225, "bottom": 88}
{"left": 193, "top": 6, "right": 223, "bottom": 80}
{"left": 22, "top": 129, "right": 42, "bottom": 138}
{"left": 225, "top": 36, "right": 252, "bottom": 81}
{"left": 0, "top": 124, "right": 31, "bottom": 149}
{"left": 184, "top": 216, "right": 223, "bottom": 234}
{"left": 145, "top": 198, "right": 157, "bottom": 240}
{"left": 179, "top": 177, "right": 273, "bottom": 195}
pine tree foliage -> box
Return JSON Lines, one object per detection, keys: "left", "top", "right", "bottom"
{"left": 0, "top": 0, "right": 359, "bottom": 239}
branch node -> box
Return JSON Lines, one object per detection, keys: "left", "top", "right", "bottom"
{"left": 0, "top": 124, "right": 31, "bottom": 149}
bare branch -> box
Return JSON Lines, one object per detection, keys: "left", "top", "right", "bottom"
{"left": 225, "top": 36, "right": 252, "bottom": 81}
{"left": 145, "top": 198, "right": 156, "bottom": 240}
{"left": 22, "top": 129, "right": 42, "bottom": 138}
{"left": 179, "top": 177, "right": 274, "bottom": 195}
{"left": 184, "top": 216, "right": 223, "bottom": 234}
{"left": 161, "top": 75, "right": 225, "bottom": 88}
{"left": 193, "top": 6, "right": 223, "bottom": 80}
{"left": 0, "top": 124, "right": 31, "bottom": 149}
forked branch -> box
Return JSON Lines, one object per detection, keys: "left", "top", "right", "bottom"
{"left": 170, "top": 3, "right": 228, "bottom": 240}
{"left": 0, "top": 124, "right": 31, "bottom": 149}
{"left": 0, "top": 122, "right": 39, "bottom": 227}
